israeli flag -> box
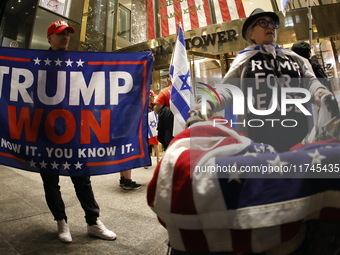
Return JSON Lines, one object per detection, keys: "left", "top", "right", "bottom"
{"left": 148, "top": 111, "right": 158, "bottom": 139}
{"left": 169, "top": 26, "right": 192, "bottom": 136}
{"left": 281, "top": 0, "right": 291, "bottom": 16}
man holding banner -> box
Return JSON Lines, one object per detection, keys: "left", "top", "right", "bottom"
{"left": 41, "top": 20, "right": 116, "bottom": 243}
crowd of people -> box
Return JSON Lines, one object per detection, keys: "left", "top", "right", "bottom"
{"left": 38, "top": 5, "right": 338, "bottom": 253}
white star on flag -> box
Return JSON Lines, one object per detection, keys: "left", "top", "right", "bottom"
{"left": 76, "top": 59, "right": 85, "bottom": 67}
{"left": 228, "top": 163, "right": 241, "bottom": 183}
{"left": 51, "top": 161, "right": 59, "bottom": 169}
{"left": 308, "top": 149, "right": 327, "bottom": 165}
{"left": 28, "top": 159, "right": 36, "bottom": 167}
{"left": 267, "top": 155, "right": 288, "bottom": 175}
{"left": 33, "top": 57, "right": 41, "bottom": 65}
{"left": 63, "top": 162, "right": 71, "bottom": 170}
{"left": 40, "top": 160, "right": 48, "bottom": 169}
{"left": 267, "top": 145, "right": 277, "bottom": 153}
{"left": 55, "top": 58, "right": 63, "bottom": 66}
{"left": 169, "top": 26, "right": 192, "bottom": 136}
{"left": 44, "top": 58, "right": 52, "bottom": 66}
{"left": 74, "top": 161, "right": 83, "bottom": 169}
{"left": 243, "top": 151, "right": 257, "bottom": 157}
{"left": 65, "top": 59, "right": 73, "bottom": 67}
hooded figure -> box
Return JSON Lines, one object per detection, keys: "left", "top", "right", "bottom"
{"left": 292, "top": 41, "right": 333, "bottom": 92}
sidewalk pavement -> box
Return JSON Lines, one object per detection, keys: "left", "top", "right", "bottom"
{"left": 0, "top": 157, "right": 169, "bottom": 255}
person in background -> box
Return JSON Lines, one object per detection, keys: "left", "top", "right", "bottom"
{"left": 291, "top": 41, "right": 333, "bottom": 92}
{"left": 153, "top": 75, "right": 174, "bottom": 151}
{"left": 197, "top": 8, "right": 332, "bottom": 152}
{"left": 145, "top": 90, "right": 160, "bottom": 169}
{"left": 43, "top": 19, "right": 116, "bottom": 243}
{"left": 119, "top": 170, "right": 141, "bottom": 190}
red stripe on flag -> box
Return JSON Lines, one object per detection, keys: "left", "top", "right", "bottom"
{"left": 180, "top": 229, "right": 210, "bottom": 252}
{"left": 218, "top": 0, "right": 231, "bottom": 22}
{"left": 171, "top": 149, "right": 197, "bottom": 214}
{"left": 280, "top": 220, "right": 303, "bottom": 243}
{"left": 230, "top": 229, "right": 253, "bottom": 253}
{"left": 235, "top": 0, "right": 246, "bottom": 18}
{"left": 0, "top": 152, "right": 26, "bottom": 162}
{"left": 187, "top": 0, "right": 199, "bottom": 29}
{"left": 174, "top": 0, "right": 183, "bottom": 33}
{"left": 320, "top": 207, "right": 340, "bottom": 221}
{"left": 147, "top": 0, "right": 155, "bottom": 40}
{"left": 0, "top": 56, "right": 30, "bottom": 62}
{"left": 147, "top": 162, "right": 161, "bottom": 207}
{"left": 159, "top": 0, "right": 170, "bottom": 37}
{"left": 202, "top": 0, "right": 212, "bottom": 25}
{"left": 87, "top": 61, "right": 145, "bottom": 65}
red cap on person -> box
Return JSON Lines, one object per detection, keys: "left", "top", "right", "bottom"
{"left": 47, "top": 20, "right": 75, "bottom": 37}
{"left": 149, "top": 90, "right": 156, "bottom": 97}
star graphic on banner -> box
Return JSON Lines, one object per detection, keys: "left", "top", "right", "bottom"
{"left": 179, "top": 70, "right": 191, "bottom": 91}
{"left": 33, "top": 57, "right": 41, "bottom": 65}
{"left": 308, "top": 149, "right": 327, "bottom": 165}
{"left": 267, "top": 155, "right": 288, "bottom": 175}
{"left": 44, "top": 58, "right": 52, "bottom": 66}
{"left": 228, "top": 163, "right": 241, "bottom": 183}
{"left": 150, "top": 120, "right": 157, "bottom": 128}
{"left": 63, "top": 162, "right": 71, "bottom": 170}
{"left": 55, "top": 58, "right": 63, "bottom": 66}
{"left": 39, "top": 160, "right": 48, "bottom": 169}
{"left": 76, "top": 59, "right": 85, "bottom": 67}
{"left": 51, "top": 161, "right": 59, "bottom": 169}
{"left": 74, "top": 161, "right": 83, "bottom": 169}
{"left": 65, "top": 58, "right": 73, "bottom": 67}
{"left": 28, "top": 159, "right": 36, "bottom": 167}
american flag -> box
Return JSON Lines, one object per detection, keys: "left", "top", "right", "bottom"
{"left": 147, "top": 0, "right": 245, "bottom": 40}
{"left": 147, "top": 117, "right": 340, "bottom": 253}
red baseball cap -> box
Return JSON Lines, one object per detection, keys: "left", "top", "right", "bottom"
{"left": 149, "top": 90, "right": 156, "bottom": 97}
{"left": 47, "top": 20, "right": 75, "bottom": 37}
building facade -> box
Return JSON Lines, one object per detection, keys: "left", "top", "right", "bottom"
{"left": 1, "top": 0, "right": 340, "bottom": 94}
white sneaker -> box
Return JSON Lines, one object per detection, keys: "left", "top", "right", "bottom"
{"left": 87, "top": 219, "right": 116, "bottom": 240}
{"left": 57, "top": 219, "right": 72, "bottom": 243}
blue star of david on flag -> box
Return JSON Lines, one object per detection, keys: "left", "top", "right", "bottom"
{"left": 179, "top": 70, "right": 191, "bottom": 92}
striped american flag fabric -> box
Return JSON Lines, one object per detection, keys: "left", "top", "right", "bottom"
{"left": 147, "top": 117, "right": 340, "bottom": 253}
{"left": 147, "top": 0, "right": 245, "bottom": 40}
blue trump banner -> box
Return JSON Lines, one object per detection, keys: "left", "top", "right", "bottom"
{"left": 0, "top": 47, "right": 153, "bottom": 176}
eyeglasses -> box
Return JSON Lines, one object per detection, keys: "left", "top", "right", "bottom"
{"left": 253, "top": 19, "right": 279, "bottom": 29}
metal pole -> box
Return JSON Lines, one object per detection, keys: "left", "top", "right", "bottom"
{"left": 307, "top": 0, "right": 313, "bottom": 53}
{"left": 190, "top": 53, "right": 197, "bottom": 104}
{"left": 112, "top": 0, "right": 119, "bottom": 51}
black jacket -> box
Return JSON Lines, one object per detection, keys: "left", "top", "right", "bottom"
{"left": 157, "top": 106, "right": 174, "bottom": 150}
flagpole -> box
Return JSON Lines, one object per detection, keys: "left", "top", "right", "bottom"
{"left": 190, "top": 53, "right": 197, "bottom": 104}
{"left": 307, "top": 0, "right": 313, "bottom": 53}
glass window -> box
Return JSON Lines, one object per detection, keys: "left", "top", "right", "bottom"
{"left": 284, "top": 16, "right": 294, "bottom": 27}
{"left": 39, "top": 0, "right": 71, "bottom": 18}
{"left": 0, "top": 0, "right": 36, "bottom": 48}
{"left": 118, "top": 4, "right": 131, "bottom": 42}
